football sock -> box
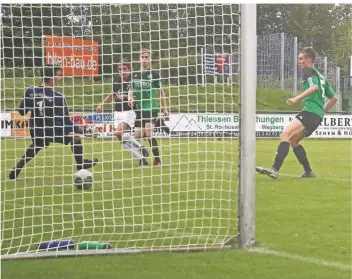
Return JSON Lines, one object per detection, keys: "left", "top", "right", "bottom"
{"left": 156, "top": 118, "right": 170, "bottom": 134}
{"left": 122, "top": 140, "right": 144, "bottom": 159}
{"left": 122, "top": 133, "right": 143, "bottom": 149}
{"left": 272, "top": 141, "right": 290, "bottom": 171}
{"left": 71, "top": 140, "right": 84, "bottom": 170}
{"left": 148, "top": 138, "right": 160, "bottom": 161}
{"left": 10, "top": 143, "right": 42, "bottom": 179}
{"left": 17, "top": 143, "right": 42, "bottom": 168}
{"left": 293, "top": 145, "right": 312, "bottom": 173}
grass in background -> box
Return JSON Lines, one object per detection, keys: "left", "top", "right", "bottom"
{"left": 1, "top": 77, "right": 302, "bottom": 112}
{"left": 1, "top": 138, "right": 351, "bottom": 279}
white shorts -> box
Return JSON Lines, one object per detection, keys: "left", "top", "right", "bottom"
{"left": 114, "top": 111, "right": 136, "bottom": 129}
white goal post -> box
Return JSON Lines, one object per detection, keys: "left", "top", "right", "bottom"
{"left": 0, "top": 3, "right": 256, "bottom": 259}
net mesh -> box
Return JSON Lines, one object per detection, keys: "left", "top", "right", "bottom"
{"left": 1, "top": 4, "right": 240, "bottom": 256}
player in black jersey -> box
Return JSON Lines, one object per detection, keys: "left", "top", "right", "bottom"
{"left": 9, "top": 65, "right": 98, "bottom": 180}
{"left": 96, "top": 61, "right": 149, "bottom": 165}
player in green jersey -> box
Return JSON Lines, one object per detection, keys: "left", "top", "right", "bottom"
{"left": 128, "top": 49, "right": 169, "bottom": 166}
{"left": 256, "top": 47, "right": 337, "bottom": 179}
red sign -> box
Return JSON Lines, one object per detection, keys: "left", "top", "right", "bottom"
{"left": 45, "top": 36, "right": 99, "bottom": 76}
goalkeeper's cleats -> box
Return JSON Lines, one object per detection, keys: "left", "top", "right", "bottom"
{"left": 153, "top": 158, "right": 161, "bottom": 166}
{"left": 139, "top": 159, "right": 149, "bottom": 166}
{"left": 256, "top": 166, "right": 278, "bottom": 179}
{"left": 299, "top": 171, "right": 316, "bottom": 178}
{"left": 9, "top": 167, "right": 22, "bottom": 180}
{"left": 81, "top": 158, "right": 99, "bottom": 170}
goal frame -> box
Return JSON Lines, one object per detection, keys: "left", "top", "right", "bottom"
{"left": 1, "top": 3, "right": 256, "bottom": 260}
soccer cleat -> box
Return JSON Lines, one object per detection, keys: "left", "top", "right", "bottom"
{"left": 82, "top": 158, "right": 99, "bottom": 170}
{"left": 153, "top": 159, "right": 161, "bottom": 166}
{"left": 139, "top": 159, "right": 149, "bottom": 166}
{"left": 9, "top": 167, "right": 22, "bottom": 180}
{"left": 299, "top": 171, "right": 316, "bottom": 178}
{"left": 256, "top": 166, "right": 278, "bottom": 179}
{"left": 141, "top": 147, "right": 149, "bottom": 158}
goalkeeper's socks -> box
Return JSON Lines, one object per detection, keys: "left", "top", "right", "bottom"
{"left": 71, "top": 140, "right": 84, "bottom": 170}
{"left": 293, "top": 145, "right": 312, "bottom": 173}
{"left": 148, "top": 138, "right": 160, "bottom": 161}
{"left": 9, "top": 143, "right": 42, "bottom": 180}
{"left": 272, "top": 141, "right": 290, "bottom": 171}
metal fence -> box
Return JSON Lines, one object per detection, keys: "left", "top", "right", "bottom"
{"left": 257, "top": 33, "right": 342, "bottom": 111}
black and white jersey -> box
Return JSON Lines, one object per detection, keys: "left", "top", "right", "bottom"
{"left": 112, "top": 75, "right": 133, "bottom": 112}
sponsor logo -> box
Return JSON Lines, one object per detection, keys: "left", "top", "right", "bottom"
{"left": 2, "top": 112, "right": 352, "bottom": 139}
{"left": 172, "top": 115, "right": 202, "bottom": 131}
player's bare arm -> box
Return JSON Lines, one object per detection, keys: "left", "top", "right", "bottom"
{"left": 324, "top": 84, "right": 338, "bottom": 112}
{"left": 324, "top": 96, "right": 337, "bottom": 112}
{"left": 158, "top": 88, "right": 169, "bottom": 117}
{"left": 96, "top": 93, "right": 114, "bottom": 112}
{"left": 128, "top": 87, "right": 135, "bottom": 107}
{"left": 286, "top": 84, "right": 319, "bottom": 105}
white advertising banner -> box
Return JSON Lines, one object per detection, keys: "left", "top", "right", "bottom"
{"left": 0, "top": 112, "right": 11, "bottom": 138}
{"left": 1, "top": 112, "right": 351, "bottom": 139}
{"left": 163, "top": 113, "right": 352, "bottom": 138}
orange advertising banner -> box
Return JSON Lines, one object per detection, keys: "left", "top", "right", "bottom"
{"left": 45, "top": 35, "right": 99, "bottom": 76}
{"left": 11, "top": 112, "right": 31, "bottom": 137}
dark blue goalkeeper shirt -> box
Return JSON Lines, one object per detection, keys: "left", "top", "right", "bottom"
{"left": 18, "top": 86, "right": 78, "bottom": 136}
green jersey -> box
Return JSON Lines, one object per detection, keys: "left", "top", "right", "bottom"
{"left": 131, "top": 69, "right": 161, "bottom": 111}
{"left": 302, "top": 66, "right": 335, "bottom": 118}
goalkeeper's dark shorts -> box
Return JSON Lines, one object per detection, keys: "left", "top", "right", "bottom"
{"left": 295, "top": 111, "right": 322, "bottom": 137}
{"left": 30, "top": 126, "right": 81, "bottom": 147}
{"left": 135, "top": 110, "right": 158, "bottom": 128}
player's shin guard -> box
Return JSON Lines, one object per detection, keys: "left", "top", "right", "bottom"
{"left": 272, "top": 141, "right": 290, "bottom": 171}
{"left": 71, "top": 140, "right": 84, "bottom": 170}
{"left": 122, "top": 133, "right": 143, "bottom": 159}
{"left": 122, "top": 141, "right": 144, "bottom": 159}
{"left": 293, "top": 145, "right": 312, "bottom": 173}
{"left": 123, "top": 133, "right": 143, "bottom": 149}
{"left": 148, "top": 138, "right": 160, "bottom": 161}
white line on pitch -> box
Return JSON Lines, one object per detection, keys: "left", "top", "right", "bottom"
{"left": 278, "top": 172, "right": 351, "bottom": 182}
{"left": 185, "top": 168, "right": 352, "bottom": 182}
{"left": 249, "top": 247, "right": 351, "bottom": 271}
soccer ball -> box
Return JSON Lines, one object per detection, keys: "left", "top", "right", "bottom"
{"left": 73, "top": 169, "right": 93, "bottom": 190}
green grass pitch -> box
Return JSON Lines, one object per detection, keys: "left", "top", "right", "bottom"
{"left": 1, "top": 138, "right": 350, "bottom": 279}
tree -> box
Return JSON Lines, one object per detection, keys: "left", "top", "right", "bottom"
{"left": 257, "top": 4, "right": 351, "bottom": 67}
{"left": 1, "top": 4, "right": 86, "bottom": 68}
{"left": 330, "top": 19, "right": 352, "bottom": 68}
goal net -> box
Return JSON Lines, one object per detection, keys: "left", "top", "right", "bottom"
{"left": 1, "top": 3, "right": 256, "bottom": 259}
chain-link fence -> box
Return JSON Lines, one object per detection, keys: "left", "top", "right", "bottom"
{"left": 257, "top": 33, "right": 343, "bottom": 112}
{"left": 341, "top": 76, "right": 352, "bottom": 112}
